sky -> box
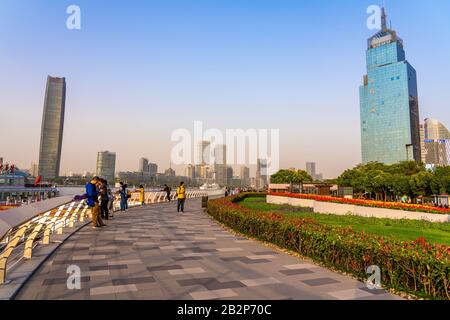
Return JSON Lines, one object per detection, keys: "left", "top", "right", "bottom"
{"left": 1, "top": 0, "right": 449, "bottom": 178}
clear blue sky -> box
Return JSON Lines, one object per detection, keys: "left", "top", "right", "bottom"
{"left": 1, "top": 0, "right": 449, "bottom": 177}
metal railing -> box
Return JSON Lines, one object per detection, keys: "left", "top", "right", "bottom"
{"left": 0, "top": 190, "right": 207, "bottom": 285}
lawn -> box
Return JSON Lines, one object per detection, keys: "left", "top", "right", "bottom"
{"left": 239, "top": 196, "right": 450, "bottom": 246}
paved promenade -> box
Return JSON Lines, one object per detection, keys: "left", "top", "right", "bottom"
{"left": 16, "top": 199, "right": 400, "bottom": 300}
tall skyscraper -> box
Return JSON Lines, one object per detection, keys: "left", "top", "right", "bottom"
{"left": 240, "top": 166, "right": 250, "bottom": 186}
{"left": 148, "top": 163, "right": 158, "bottom": 176}
{"left": 214, "top": 144, "right": 228, "bottom": 186}
{"left": 38, "top": 76, "right": 66, "bottom": 180}
{"left": 360, "top": 8, "right": 421, "bottom": 164}
{"left": 139, "top": 158, "right": 149, "bottom": 173}
{"left": 256, "top": 159, "right": 268, "bottom": 189}
{"left": 30, "top": 163, "right": 39, "bottom": 177}
{"left": 197, "top": 141, "right": 211, "bottom": 165}
{"left": 306, "top": 162, "right": 316, "bottom": 179}
{"left": 421, "top": 118, "right": 450, "bottom": 167}
{"left": 96, "top": 151, "right": 116, "bottom": 183}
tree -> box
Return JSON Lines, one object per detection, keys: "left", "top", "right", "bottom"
{"left": 270, "top": 169, "right": 312, "bottom": 184}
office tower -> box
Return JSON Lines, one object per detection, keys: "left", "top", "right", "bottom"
{"left": 214, "top": 145, "right": 227, "bottom": 186}
{"left": 226, "top": 167, "right": 233, "bottom": 184}
{"left": 306, "top": 162, "right": 316, "bottom": 179}
{"left": 96, "top": 151, "right": 116, "bottom": 183}
{"left": 256, "top": 159, "right": 268, "bottom": 189}
{"left": 421, "top": 118, "right": 450, "bottom": 167}
{"left": 139, "top": 158, "right": 149, "bottom": 173}
{"left": 30, "top": 163, "right": 39, "bottom": 177}
{"left": 148, "top": 163, "right": 158, "bottom": 176}
{"left": 360, "top": 8, "right": 421, "bottom": 164}
{"left": 240, "top": 166, "right": 250, "bottom": 186}
{"left": 197, "top": 141, "right": 211, "bottom": 165}
{"left": 185, "top": 164, "right": 196, "bottom": 180}
{"left": 38, "top": 76, "right": 66, "bottom": 180}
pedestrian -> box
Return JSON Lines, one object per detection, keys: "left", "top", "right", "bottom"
{"left": 176, "top": 182, "right": 186, "bottom": 213}
{"left": 124, "top": 184, "right": 130, "bottom": 210}
{"left": 108, "top": 188, "right": 115, "bottom": 218}
{"left": 163, "top": 184, "right": 171, "bottom": 202}
{"left": 86, "top": 176, "right": 103, "bottom": 229}
{"left": 99, "top": 179, "right": 109, "bottom": 220}
{"left": 138, "top": 184, "right": 145, "bottom": 206}
{"left": 225, "top": 187, "right": 229, "bottom": 197}
{"left": 119, "top": 182, "right": 128, "bottom": 212}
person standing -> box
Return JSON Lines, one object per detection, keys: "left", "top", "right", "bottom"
{"left": 99, "top": 179, "right": 109, "bottom": 220}
{"left": 138, "top": 184, "right": 145, "bottom": 206}
{"left": 163, "top": 184, "right": 171, "bottom": 202}
{"left": 86, "top": 176, "right": 103, "bottom": 229}
{"left": 119, "top": 182, "right": 128, "bottom": 212}
{"left": 176, "top": 182, "right": 186, "bottom": 213}
{"left": 107, "top": 188, "right": 115, "bottom": 218}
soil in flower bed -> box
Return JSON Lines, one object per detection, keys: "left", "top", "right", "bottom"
{"left": 240, "top": 197, "right": 450, "bottom": 246}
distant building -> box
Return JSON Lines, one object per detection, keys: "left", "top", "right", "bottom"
{"left": 185, "top": 164, "right": 196, "bottom": 180}
{"left": 214, "top": 145, "right": 227, "bottom": 186}
{"left": 256, "top": 159, "right": 268, "bottom": 189}
{"left": 421, "top": 118, "right": 450, "bottom": 167}
{"left": 226, "top": 167, "right": 233, "bottom": 185}
{"left": 148, "top": 163, "right": 158, "bottom": 176}
{"left": 240, "top": 166, "right": 250, "bottom": 186}
{"left": 197, "top": 141, "right": 211, "bottom": 165}
{"left": 30, "top": 163, "right": 39, "bottom": 177}
{"left": 139, "top": 158, "right": 149, "bottom": 173}
{"left": 38, "top": 76, "right": 66, "bottom": 180}
{"left": 96, "top": 151, "right": 116, "bottom": 183}
{"left": 360, "top": 8, "right": 421, "bottom": 164}
{"left": 164, "top": 167, "right": 176, "bottom": 177}
{"left": 306, "top": 162, "right": 316, "bottom": 178}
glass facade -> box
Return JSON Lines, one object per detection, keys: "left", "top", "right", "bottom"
{"left": 96, "top": 151, "right": 116, "bottom": 183}
{"left": 360, "top": 17, "right": 421, "bottom": 164}
{"left": 38, "top": 76, "right": 66, "bottom": 180}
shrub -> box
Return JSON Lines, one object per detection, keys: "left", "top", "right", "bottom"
{"left": 207, "top": 193, "right": 450, "bottom": 300}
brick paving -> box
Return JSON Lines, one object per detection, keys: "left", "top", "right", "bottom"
{"left": 15, "top": 199, "right": 401, "bottom": 300}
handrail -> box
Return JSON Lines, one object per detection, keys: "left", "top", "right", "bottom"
{"left": 0, "top": 190, "right": 207, "bottom": 285}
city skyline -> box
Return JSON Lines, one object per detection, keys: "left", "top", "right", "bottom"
{"left": 1, "top": 1, "right": 450, "bottom": 178}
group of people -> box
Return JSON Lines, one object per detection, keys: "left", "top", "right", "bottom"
{"left": 86, "top": 179, "right": 189, "bottom": 229}
{"left": 85, "top": 176, "right": 114, "bottom": 229}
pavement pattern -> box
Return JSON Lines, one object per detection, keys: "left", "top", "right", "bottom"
{"left": 16, "top": 199, "right": 401, "bottom": 300}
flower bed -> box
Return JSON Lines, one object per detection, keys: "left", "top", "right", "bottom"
{"left": 207, "top": 193, "right": 450, "bottom": 300}
{"left": 269, "top": 192, "right": 450, "bottom": 215}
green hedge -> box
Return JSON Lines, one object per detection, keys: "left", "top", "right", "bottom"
{"left": 207, "top": 193, "right": 450, "bottom": 300}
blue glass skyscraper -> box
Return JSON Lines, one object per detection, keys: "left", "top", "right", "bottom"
{"left": 360, "top": 9, "right": 421, "bottom": 164}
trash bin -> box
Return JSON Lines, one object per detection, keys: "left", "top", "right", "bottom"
{"left": 202, "top": 196, "right": 209, "bottom": 208}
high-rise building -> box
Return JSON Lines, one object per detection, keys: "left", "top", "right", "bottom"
{"left": 38, "top": 76, "right": 66, "bottom": 180}
{"left": 306, "top": 162, "right": 316, "bottom": 179}
{"left": 148, "top": 163, "right": 158, "bottom": 176}
{"left": 360, "top": 8, "right": 421, "bottom": 164}
{"left": 421, "top": 118, "right": 450, "bottom": 167}
{"left": 256, "top": 159, "right": 268, "bottom": 189}
{"left": 214, "top": 145, "right": 227, "bottom": 186}
{"left": 96, "top": 151, "right": 116, "bottom": 183}
{"left": 197, "top": 141, "right": 211, "bottom": 165}
{"left": 30, "top": 163, "right": 39, "bottom": 177}
{"left": 240, "top": 166, "right": 250, "bottom": 186}
{"left": 139, "top": 158, "right": 149, "bottom": 173}
{"left": 226, "top": 167, "right": 234, "bottom": 184}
